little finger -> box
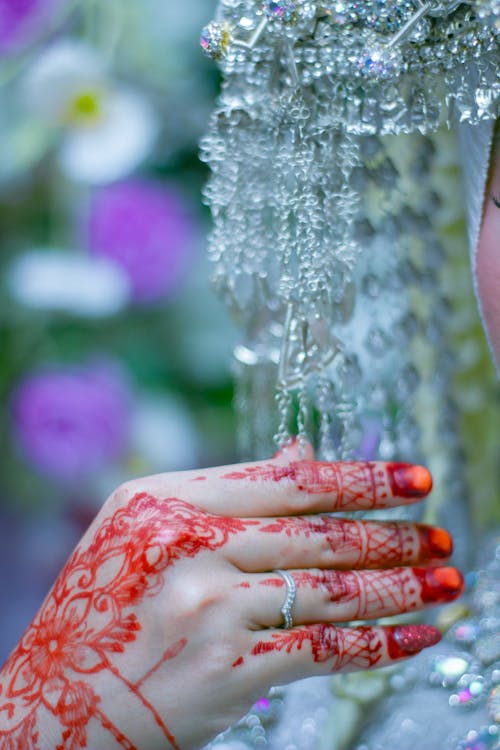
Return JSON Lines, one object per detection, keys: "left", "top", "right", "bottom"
{"left": 242, "top": 623, "right": 442, "bottom": 684}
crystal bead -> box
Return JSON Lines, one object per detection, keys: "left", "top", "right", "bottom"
{"left": 453, "top": 725, "right": 499, "bottom": 750}
{"left": 264, "top": 0, "right": 297, "bottom": 22}
{"left": 449, "top": 675, "right": 486, "bottom": 708}
{"left": 429, "top": 655, "right": 470, "bottom": 687}
{"left": 200, "top": 21, "right": 232, "bottom": 60}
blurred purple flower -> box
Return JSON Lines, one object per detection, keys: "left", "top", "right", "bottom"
{"left": 87, "top": 180, "right": 194, "bottom": 303}
{"left": 0, "top": 0, "right": 61, "bottom": 55}
{"left": 12, "top": 365, "right": 130, "bottom": 480}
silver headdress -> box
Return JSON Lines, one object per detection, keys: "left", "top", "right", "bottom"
{"left": 200, "top": 0, "right": 499, "bottom": 460}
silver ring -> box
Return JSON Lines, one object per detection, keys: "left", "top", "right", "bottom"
{"left": 275, "top": 569, "right": 297, "bottom": 629}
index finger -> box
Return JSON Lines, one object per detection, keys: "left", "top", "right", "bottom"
{"left": 136, "top": 459, "right": 432, "bottom": 517}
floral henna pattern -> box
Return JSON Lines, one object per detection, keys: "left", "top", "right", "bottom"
{"left": 222, "top": 461, "right": 431, "bottom": 508}
{"left": 0, "top": 493, "right": 254, "bottom": 750}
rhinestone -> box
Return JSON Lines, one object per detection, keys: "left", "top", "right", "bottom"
{"left": 200, "top": 21, "right": 232, "bottom": 60}
{"left": 450, "top": 675, "right": 486, "bottom": 708}
{"left": 453, "top": 725, "right": 500, "bottom": 750}
{"left": 264, "top": 0, "right": 297, "bottom": 22}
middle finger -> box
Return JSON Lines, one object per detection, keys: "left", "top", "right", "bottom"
{"left": 225, "top": 517, "right": 452, "bottom": 571}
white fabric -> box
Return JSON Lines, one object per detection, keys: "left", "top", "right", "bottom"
{"left": 458, "top": 119, "right": 499, "bottom": 376}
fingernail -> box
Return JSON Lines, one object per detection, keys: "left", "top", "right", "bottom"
{"left": 387, "top": 463, "right": 433, "bottom": 498}
{"left": 388, "top": 624, "right": 441, "bottom": 658}
{"left": 418, "top": 525, "right": 453, "bottom": 559}
{"left": 414, "top": 566, "right": 464, "bottom": 604}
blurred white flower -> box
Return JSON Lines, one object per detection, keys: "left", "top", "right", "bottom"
{"left": 20, "top": 40, "right": 158, "bottom": 183}
{"left": 7, "top": 249, "right": 131, "bottom": 317}
{"left": 130, "top": 395, "right": 200, "bottom": 471}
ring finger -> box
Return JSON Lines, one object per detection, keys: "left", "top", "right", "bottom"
{"left": 241, "top": 566, "right": 464, "bottom": 628}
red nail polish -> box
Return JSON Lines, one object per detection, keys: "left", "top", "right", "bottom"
{"left": 387, "top": 624, "right": 441, "bottom": 659}
{"left": 414, "top": 566, "right": 464, "bottom": 604}
{"left": 418, "top": 525, "right": 453, "bottom": 559}
{"left": 387, "top": 463, "right": 433, "bottom": 498}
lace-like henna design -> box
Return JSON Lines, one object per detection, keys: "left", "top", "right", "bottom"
{"left": 332, "top": 520, "right": 418, "bottom": 567}
{"left": 251, "top": 625, "right": 385, "bottom": 671}
{"left": 258, "top": 516, "right": 448, "bottom": 568}
{"left": 260, "top": 567, "right": 419, "bottom": 618}
{"left": 0, "top": 493, "right": 254, "bottom": 750}
{"left": 251, "top": 624, "right": 441, "bottom": 671}
{"left": 222, "top": 461, "right": 431, "bottom": 508}
{"left": 259, "top": 566, "right": 462, "bottom": 620}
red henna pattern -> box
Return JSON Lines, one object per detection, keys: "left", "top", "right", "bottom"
{"left": 0, "top": 493, "right": 254, "bottom": 750}
{"left": 259, "top": 516, "right": 330, "bottom": 538}
{"left": 260, "top": 568, "right": 418, "bottom": 618}
{"left": 232, "top": 657, "right": 244, "bottom": 668}
{"left": 135, "top": 638, "right": 188, "bottom": 689}
{"left": 222, "top": 464, "right": 295, "bottom": 483}
{"left": 258, "top": 515, "right": 420, "bottom": 569}
{"left": 222, "top": 461, "right": 392, "bottom": 509}
{"left": 337, "top": 520, "right": 419, "bottom": 568}
{"left": 260, "top": 578, "right": 285, "bottom": 588}
{"left": 252, "top": 625, "right": 384, "bottom": 671}
{"left": 287, "top": 571, "right": 356, "bottom": 605}
{"left": 223, "top": 461, "right": 431, "bottom": 507}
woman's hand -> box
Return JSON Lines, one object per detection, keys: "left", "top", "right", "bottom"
{"left": 0, "top": 446, "right": 463, "bottom": 750}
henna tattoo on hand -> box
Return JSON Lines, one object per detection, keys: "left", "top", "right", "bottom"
{"left": 258, "top": 515, "right": 449, "bottom": 568}
{"left": 251, "top": 625, "right": 384, "bottom": 671}
{"left": 251, "top": 623, "right": 441, "bottom": 671}
{"left": 222, "top": 461, "right": 431, "bottom": 507}
{"left": 0, "top": 493, "right": 254, "bottom": 750}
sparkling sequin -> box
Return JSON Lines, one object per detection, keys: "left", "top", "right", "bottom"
{"left": 254, "top": 698, "right": 271, "bottom": 712}
{"left": 455, "top": 623, "right": 480, "bottom": 645}
{"left": 200, "top": 22, "right": 231, "bottom": 60}
{"left": 429, "top": 656, "right": 470, "bottom": 687}
{"left": 264, "top": 0, "right": 297, "bottom": 22}
{"left": 450, "top": 675, "right": 486, "bottom": 708}
{"left": 453, "top": 725, "right": 500, "bottom": 750}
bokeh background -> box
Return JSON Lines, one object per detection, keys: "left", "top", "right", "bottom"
{"left": 0, "top": 0, "right": 237, "bottom": 664}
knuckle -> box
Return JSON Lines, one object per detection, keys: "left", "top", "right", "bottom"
{"left": 109, "top": 480, "right": 136, "bottom": 509}
{"left": 173, "top": 578, "right": 226, "bottom": 620}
